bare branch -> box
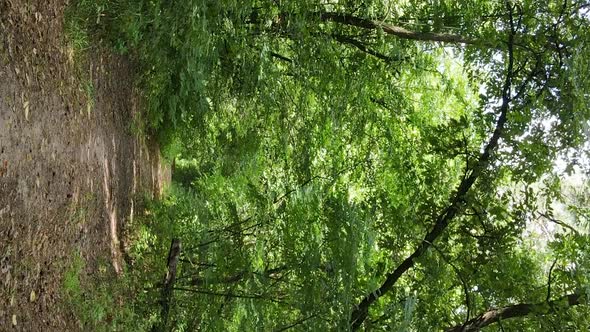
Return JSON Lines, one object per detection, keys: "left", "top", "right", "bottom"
{"left": 270, "top": 51, "right": 293, "bottom": 63}
{"left": 174, "top": 287, "right": 289, "bottom": 305}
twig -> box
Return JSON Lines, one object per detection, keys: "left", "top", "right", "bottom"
{"left": 424, "top": 240, "right": 472, "bottom": 326}
{"left": 273, "top": 314, "right": 317, "bottom": 332}
{"left": 539, "top": 212, "right": 579, "bottom": 234}
{"left": 173, "top": 287, "right": 288, "bottom": 305}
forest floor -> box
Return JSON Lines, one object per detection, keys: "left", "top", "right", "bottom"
{"left": 0, "top": 1, "right": 170, "bottom": 330}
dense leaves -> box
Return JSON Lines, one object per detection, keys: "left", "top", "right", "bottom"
{"left": 71, "top": 0, "right": 590, "bottom": 330}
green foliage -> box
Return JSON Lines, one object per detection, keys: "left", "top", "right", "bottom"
{"left": 171, "top": 158, "right": 200, "bottom": 189}
{"left": 68, "top": 0, "right": 274, "bottom": 146}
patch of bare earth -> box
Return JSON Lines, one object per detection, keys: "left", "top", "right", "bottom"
{"left": 0, "top": 1, "right": 170, "bottom": 330}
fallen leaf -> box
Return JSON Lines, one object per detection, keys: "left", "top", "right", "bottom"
{"left": 24, "top": 100, "right": 29, "bottom": 120}
{"left": 29, "top": 290, "right": 36, "bottom": 302}
{"left": 12, "top": 314, "right": 16, "bottom": 326}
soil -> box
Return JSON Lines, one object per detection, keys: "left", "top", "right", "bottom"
{"left": 0, "top": 1, "right": 170, "bottom": 330}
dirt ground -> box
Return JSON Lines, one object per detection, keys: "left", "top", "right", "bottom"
{"left": 0, "top": 1, "right": 170, "bottom": 330}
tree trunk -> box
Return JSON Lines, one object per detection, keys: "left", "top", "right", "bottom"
{"left": 152, "top": 239, "right": 181, "bottom": 332}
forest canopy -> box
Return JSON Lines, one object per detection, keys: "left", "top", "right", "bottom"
{"left": 69, "top": 0, "right": 590, "bottom": 330}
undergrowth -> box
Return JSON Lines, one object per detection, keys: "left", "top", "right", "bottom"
{"left": 65, "top": 0, "right": 278, "bottom": 159}
{"left": 64, "top": 2, "right": 96, "bottom": 116}
{"left": 62, "top": 252, "right": 155, "bottom": 331}
{"left": 61, "top": 189, "right": 188, "bottom": 331}
{"left": 61, "top": 1, "right": 289, "bottom": 329}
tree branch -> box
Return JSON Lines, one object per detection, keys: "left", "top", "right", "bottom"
{"left": 182, "top": 266, "right": 287, "bottom": 286}
{"left": 273, "top": 314, "right": 317, "bottom": 332}
{"left": 174, "top": 287, "right": 288, "bottom": 305}
{"left": 539, "top": 212, "right": 579, "bottom": 235}
{"left": 331, "top": 33, "right": 400, "bottom": 64}
{"left": 349, "top": 6, "right": 517, "bottom": 329}
{"left": 546, "top": 258, "right": 558, "bottom": 302}
{"left": 445, "top": 293, "right": 583, "bottom": 331}
{"left": 320, "top": 12, "right": 478, "bottom": 46}
{"left": 151, "top": 239, "right": 181, "bottom": 332}
{"left": 425, "top": 240, "right": 472, "bottom": 327}
{"left": 270, "top": 51, "right": 293, "bottom": 63}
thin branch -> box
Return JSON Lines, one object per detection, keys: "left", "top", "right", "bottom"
{"left": 173, "top": 287, "right": 288, "bottom": 305}
{"left": 270, "top": 51, "right": 293, "bottom": 63}
{"left": 178, "top": 260, "right": 216, "bottom": 268}
{"left": 181, "top": 266, "right": 287, "bottom": 287}
{"left": 331, "top": 33, "right": 400, "bottom": 64}
{"left": 424, "top": 240, "right": 472, "bottom": 327}
{"left": 539, "top": 212, "right": 579, "bottom": 234}
{"left": 273, "top": 314, "right": 317, "bottom": 332}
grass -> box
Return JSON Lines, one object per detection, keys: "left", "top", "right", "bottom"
{"left": 63, "top": 252, "right": 155, "bottom": 331}
{"left": 62, "top": 253, "right": 112, "bottom": 329}
{"left": 64, "top": 0, "right": 97, "bottom": 116}
{"left": 67, "top": 192, "right": 95, "bottom": 226}
{"left": 61, "top": 192, "right": 167, "bottom": 331}
{"left": 64, "top": 11, "right": 91, "bottom": 54}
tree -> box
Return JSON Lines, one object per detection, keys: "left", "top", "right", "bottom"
{"left": 84, "top": 0, "right": 590, "bottom": 330}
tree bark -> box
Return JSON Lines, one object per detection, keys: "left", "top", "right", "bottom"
{"left": 445, "top": 293, "right": 583, "bottom": 331}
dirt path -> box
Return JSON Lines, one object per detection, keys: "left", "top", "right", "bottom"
{"left": 0, "top": 1, "right": 170, "bottom": 330}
